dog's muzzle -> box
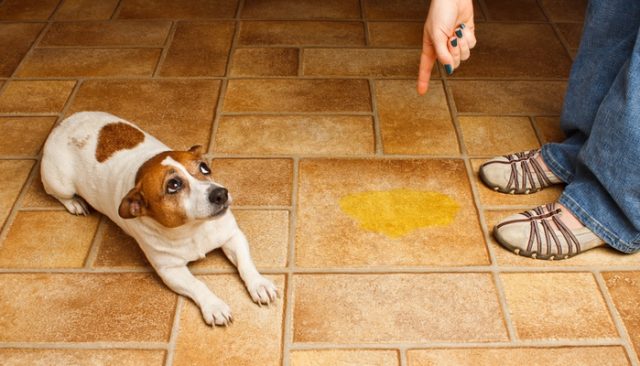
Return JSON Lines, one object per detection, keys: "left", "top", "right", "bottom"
{"left": 208, "top": 187, "right": 230, "bottom": 217}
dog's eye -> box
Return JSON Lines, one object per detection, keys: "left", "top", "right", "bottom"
{"left": 166, "top": 178, "right": 182, "bottom": 194}
{"left": 199, "top": 162, "right": 211, "bottom": 175}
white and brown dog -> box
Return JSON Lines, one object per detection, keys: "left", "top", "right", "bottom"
{"left": 41, "top": 111, "right": 277, "bottom": 326}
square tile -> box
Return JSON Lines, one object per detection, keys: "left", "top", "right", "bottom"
{"left": 0, "top": 117, "right": 57, "bottom": 156}
{"left": 556, "top": 22, "right": 583, "bottom": 49}
{"left": 173, "top": 275, "right": 284, "bottom": 366}
{"left": 0, "top": 160, "right": 34, "bottom": 227}
{"left": 0, "top": 0, "right": 60, "bottom": 20}
{"left": 21, "top": 169, "right": 62, "bottom": 208}
{"left": 296, "top": 159, "right": 489, "bottom": 267}
{"left": 92, "top": 218, "right": 150, "bottom": 268}
{"left": 0, "top": 23, "right": 45, "bottom": 77}
{"left": 118, "top": 0, "right": 239, "bottom": 19}
{"left": 368, "top": 21, "right": 422, "bottom": 47}
{"left": 238, "top": 21, "right": 366, "bottom": 46}
{"left": 459, "top": 116, "right": 540, "bottom": 156}
{"left": 482, "top": 0, "right": 546, "bottom": 21}
{"left": 53, "top": 0, "right": 120, "bottom": 20}
{"left": 501, "top": 272, "right": 617, "bottom": 340}
{"left": 160, "top": 21, "right": 235, "bottom": 77}
{"left": 0, "top": 80, "right": 75, "bottom": 113}
{"left": 303, "top": 48, "right": 420, "bottom": 77}
{"left": 291, "top": 350, "right": 399, "bottom": 366}
{"left": 363, "top": 0, "right": 427, "bottom": 20}
{"left": 376, "top": 80, "right": 458, "bottom": 155}
{"left": 230, "top": 48, "right": 298, "bottom": 76}
{"left": 0, "top": 349, "right": 166, "bottom": 366}
{"left": 40, "top": 21, "right": 171, "bottom": 46}
{"left": 535, "top": 116, "right": 566, "bottom": 144}
{"left": 214, "top": 115, "right": 374, "bottom": 155}
{"left": 224, "top": 79, "right": 371, "bottom": 113}
{"left": 0, "top": 211, "right": 99, "bottom": 268}
{"left": 0, "top": 273, "right": 177, "bottom": 342}
{"left": 241, "top": 0, "right": 360, "bottom": 19}
{"left": 540, "top": 0, "right": 587, "bottom": 22}
{"left": 604, "top": 272, "right": 640, "bottom": 356}
{"left": 293, "top": 274, "right": 507, "bottom": 343}
{"left": 67, "top": 79, "right": 220, "bottom": 150}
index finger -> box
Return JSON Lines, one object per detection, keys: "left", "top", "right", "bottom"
{"left": 417, "top": 49, "right": 436, "bottom": 95}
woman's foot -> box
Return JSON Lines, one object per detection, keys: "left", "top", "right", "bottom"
{"left": 479, "top": 149, "right": 562, "bottom": 194}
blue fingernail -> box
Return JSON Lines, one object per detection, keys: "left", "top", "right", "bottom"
{"left": 460, "top": 23, "right": 466, "bottom": 29}
{"left": 451, "top": 38, "right": 458, "bottom": 47}
{"left": 455, "top": 29, "right": 463, "bottom": 38}
{"left": 444, "top": 64, "right": 453, "bottom": 75}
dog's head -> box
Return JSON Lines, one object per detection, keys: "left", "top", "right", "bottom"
{"left": 118, "top": 145, "right": 231, "bottom": 228}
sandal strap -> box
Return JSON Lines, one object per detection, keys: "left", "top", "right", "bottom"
{"left": 503, "top": 150, "right": 554, "bottom": 192}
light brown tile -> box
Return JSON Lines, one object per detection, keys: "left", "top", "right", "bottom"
{"left": 40, "top": 21, "right": 171, "bottom": 46}
{"left": 363, "top": 0, "right": 427, "bottom": 20}
{"left": 92, "top": 218, "right": 150, "bottom": 268}
{"left": 214, "top": 115, "right": 374, "bottom": 155}
{"left": 173, "top": 275, "right": 284, "bottom": 366}
{"left": 17, "top": 48, "right": 161, "bottom": 77}
{"left": 293, "top": 274, "right": 507, "bottom": 343}
{"left": 224, "top": 79, "right": 371, "bottom": 113}
{"left": 407, "top": 347, "right": 630, "bottom": 366}
{"left": 238, "top": 21, "right": 365, "bottom": 46}
{"left": 0, "top": 0, "right": 60, "bottom": 20}
{"left": 303, "top": 48, "right": 420, "bottom": 77}
{"left": 0, "top": 117, "right": 57, "bottom": 156}
{"left": 54, "top": 0, "right": 120, "bottom": 20}
{"left": 604, "top": 272, "right": 640, "bottom": 356}
{"left": 501, "top": 272, "right": 617, "bottom": 340}
{"left": 68, "top": 79, "right": 220, "bottom": 150}
{"left": 556, "top": 22, "right": 583, "bottom": 49}
{"left": 296, "top": 159, "right": 489, "bottom": 267}
{"left": 291, "top": 350, "right": 399, "bottom": 366}
{"left": 230, "top": 48, "right": 298, "bottom": 77}
{"left": 22, "top": 169, "right": 61, "bottom": 208}
{"left": 0, "top": 160, "right": 33, "bottom": 227}
{"left": 210, "top": 159, "right": 293, "bottom": 206}
{"left": 241, "top": 0, "right": 360, "bottom": 19}
{"left": 0, "top": 211, "right": 99, "bottom": 268}
{"left": 160, "top": 21, "right": 234, "bottom": 77}
{"left": 482, "top": 0, "right": 546, "bottom": 20}
{"left": 459, "top": 116, "right": 540, "bottom": 156}
{"left": 0, "top": 349, "right": 166, "bottom": 366}
{"left": 118, "top": 0, "right": 239, "bottom": 19}
{"left": 376, "top": 80, "right": 458, "bottom": 155}
{"left": 0, "top": 23, "right": 45, "bottom": 77}
{"left": 368, "top": 21, "right": 422, "bottom": 47}
{"left": 535, "top": 116, "right": 566, "bottom": 144}
{"left": 0, "top": 273, "right": 176, "bottom": 342}
{"left": 540, "top": 0, "right": 587, "bottom": 22}
{"left": 0, "top": 80, "right": 75, "bottom": 113}
{"left": 450, "top": 81, "right": 567, "bottom": 115}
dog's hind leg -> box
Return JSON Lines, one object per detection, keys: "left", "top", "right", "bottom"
{"left": 40, "top": 157, "right": 90, "bottom": 216}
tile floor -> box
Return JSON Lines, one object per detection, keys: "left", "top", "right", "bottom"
{"left": 0, "top": 0, "right": 638, "bottom": 365}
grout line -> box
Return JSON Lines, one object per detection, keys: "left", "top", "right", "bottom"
{"left": 83, "top": 216, "right": 108, "bottom": 268}
{"left": 476, "top": 0, "right": 492, "bottom": 22}
{"left": 0, "top": 342, "right": 169, "bottom": 350}
{"left": 0, "top": 159, "right": 38, "bottom": 246}
{"left": 288, "top": 339, "right": 626, "bottom": 350}
{"left": 368, "top": 79, "right": 383, "bottom": 155}
{"left": 535, "top": 0, "right": 576, "bottom": 60}
{"left": 152, "top": 21, "right": 178, "bottom": 78}
{"left": 110, "top": 0, "right": 124, "bottom": 20}
{"left": 529, "top": 115, "right": 547, "bottom": 146}
{"left": 164, "top": 297, "right": 184, "bottom": 366}
{"left": 399, "top": 347, "right": 407, "bottom": 366}
{"left": 281, "top": 157, "right": 299, "bottom": 366}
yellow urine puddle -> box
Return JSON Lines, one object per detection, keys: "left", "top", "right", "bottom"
{"left": 339, "top": 189, "right": 460, "bottom": 238}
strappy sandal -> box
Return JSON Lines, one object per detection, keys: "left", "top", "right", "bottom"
{"left": 479, "top": 149, "right": 562, "bottom": 194}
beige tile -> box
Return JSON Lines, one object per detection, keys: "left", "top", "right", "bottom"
{"left": 501, "top": 272, "right": 617, "bottom": 340}
{"left": 230, "top": 47, "right": 298, "bottom": 77}
{"left": 160, "top": 21, "right": 234, "bottom": 77}
{"left": 40, "top": 21, "right": 171, "bottom": 46}
{"left": 535, "top": 116, "right": 566, "bottom": 144}
{"left": 241, "top": 0, "right": 360, "bottom": 19}
{"left": 68, "top": 79, "right": 220, "bottom": 150}
{"left": 303, "top": 48, "right": 420, "bottom": 77}
{"left": 54, "top": 0, "right": 120, "bottom": 20}
{"left": 224, "top": 79, "right": 371, "bottom": 113}
{"left": 92, "top": 218, "right": 150, "bottom": 268}
{"left": 482, "top": 0, "right": 546, "bottom": 21}
{"left": 556, "top": 22, "right": 584, "bottom": 49}
{"left": 211, "top": 159, "right": 293, "bottom": 206}
{"left": 0, "top": 349, "right": 166, "bottom": 366}
{"left": 459, "top": 116, "right": 540, "bottom": 156}
{"left": 0, "top": 80, "right": 75, "bottom": 113}
{"left": 450, "top": 81, "right": 567, "bottom": 115}
{"left": 540, "top": 0, "right": 587, "bottom": 22}
{"left": 214, "top": 115, "right": 374, "bottom": 155}
{"left": 0, "top": 273, "right": 176, "bottom": 342}
{"left": 118, "top": 0, "right": 239, "bottom": 19}
{"left": 17, "top": 48, "right": 161, "bottom": 77}
{"left": 291, "top": 350, "right": 399, "bottom": 366}
{"left": 604, "top": 272, "right": 640, "bottom": 356}
{"left": 296, "top": 159, "right": 489, "bottom": 267}
{"left": 0, "top": 23, "right": 45, "bottom": 77}
{"left": 238, "top": 21, "right": 365, "bottom": 46}
{"left": 376, "top": 80, "right": 458, "bottom": 155}
{"left": 407, "top": 347, "right": 630, "bottom": 366}
{"left": 0, "top": 160, "right": 33, "bottom": 227}
{"left": 0, "top": 117, "right": 57, "bottom": 156}
{"left": 293, "top": 274, "right": 507, "bottom": 343}
{"left": 0, "top": 0, "right": 59, "bottom": 20}
{"left": 368, "top": 21, "right": 422, "bottom": 47}
{"left": 363, "top": 0, "right": 427, "bottom": 20}
{"left": 22, "top": 169, "right": 62, "bottom": 208}
{"left": 173, "top": 275, "right": 284, "bottom": 366}
{"left": 0, "top": 211, "right": 99, "bottom": 268}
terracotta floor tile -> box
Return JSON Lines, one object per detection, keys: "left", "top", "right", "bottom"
{"left": 451, "top": 24, "right": 572, "bottom": 78}
{"left": 363, "top": 0, "right": 427, "bottom": 20}
{"left": 293, "top": 274, "right": 507, "bottom": 343}
{"left": 67, "top": 79, "right": 220, "bottom": 150}
{"left": 291, "top": 350, "right": 399, "bottom": 366}
{"left": 540, "top": 0, "right": 587, "bottom": 22}
{"left": 224, "top": 79, "right": 371, "bottom": 113}
{"left": 459, "top": 116, "right": 540, "bottom": 156}
{"left": 376, "top": 80, "right": 457, "bottom": 155}
{"left": 238, "top": 21, "right": 366, "bottom": 46}
{"left": 173, "top": 275, "right": 284, "bottom": 366}
{"left": 0, "top": 0, "right": 60, "bottom": 20}
{"left": 605, "top": 272, "right": 640, "bottom": 356}
{"left": 501, "top": 272, "right": 617, "bottom": 340}
{"left": 535, "top": 116, "right": 566, "bottom": 144}
{"left": 0, "top": 23, "right": 45, "bottom": 77}
{"left": 0, "top": 80, "right": 75, "bottom": 113}
{"left": 210, "top": 159, "right": 293, "bottom": 206}
{"left": 160, "top": 21, "right": 234, "bottom": 77}
{"left": 0, "top": 160, "right": 33, "bottom": 227}
{"left": 214, "top": 115, "right": 374, "bottom": 155}
{"left": 0, "top": 117, "right": 57, "bottom": 156}
{"left": 482, "top": 0, "right": 546, "bottom": 21}
{"left": 230, "top": 47, "right": 298, "bottom": 76}
{"left": 241, "top": 0, "right": 360, "bottom": 19}
{"left": 296, "top": 159, "right": 489, "bottom": 267}
{"left": 407, "top": 347, "right": 630, "bottom": 366}
{"left": 0, "top": 273, "right": 176, "bottom": 342}
{"left": 303, "top": 48, "right": 420, "bottom": 77}
{"left": 0, "top": 211, "right": 99, "bottom": 268}
{"left": 22, "top": 169, "right": 61, "bottom": 208}
{"left": 92, "top": 218, "right": 150, "bottom": 268}
{"left": 118, "top": 0, "right": 239, "bottom": 19}
{"left": 40, "top": 21, "right": 171, "bottom": 46}
{"left": 17, "top": 48, "right": 161, "bottom": 77}
{"left": 53, "top": 0, "right": 120, "bottom": 20}
{"left": 0, "top": 349, "right": 166, "bottom": 366}
{"left": 368, "top": 21, "right": 422, "bottom": 47}
{"left": 450, "top": 81, "right": 567, "bottom": 115}
{"left": 556, "top": 22, "right": 584, "bottom": 49}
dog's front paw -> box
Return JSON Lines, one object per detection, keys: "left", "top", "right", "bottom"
{"left": 200, "top": 297, "right": 233, "bottom": 326}
{"left": 246, "top": 276, "right": 278, "bottom": 306}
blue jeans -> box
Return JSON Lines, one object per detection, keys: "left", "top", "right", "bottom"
{"left": 541, "top": 0, "right": 640, "bottom": 253}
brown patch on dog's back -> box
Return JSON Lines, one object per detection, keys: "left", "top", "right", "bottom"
{"left": 96, "top": 122, "right": 145, "bottom": 163}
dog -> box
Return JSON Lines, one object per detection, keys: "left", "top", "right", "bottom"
{"left": 41, "top": 111, "right": 278, "bottom": 326}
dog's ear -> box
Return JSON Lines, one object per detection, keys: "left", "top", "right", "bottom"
{"left": 118, "top": 184, "right": 147, "bottom": 219}
{"left": 188, "top": 145, "right": 204, "bottom": 157}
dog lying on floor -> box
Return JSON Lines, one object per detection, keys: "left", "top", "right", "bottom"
{"left": 41, "top": 111, "right": 277, "bottom": 326}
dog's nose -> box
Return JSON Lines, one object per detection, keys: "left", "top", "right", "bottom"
{"left": 208, "top": 187, "right": 228, "bottom": 205}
